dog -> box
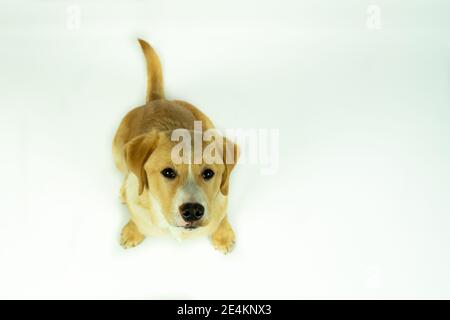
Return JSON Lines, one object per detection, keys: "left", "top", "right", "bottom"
{"left": 112, "top": 39, "right": 238, "bottom": 254}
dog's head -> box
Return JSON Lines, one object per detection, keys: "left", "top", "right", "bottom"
{"left": 125, "top": 130, "right": 238, "bottom": 231}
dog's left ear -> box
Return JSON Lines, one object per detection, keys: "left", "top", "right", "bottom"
{"left": 125, "top": 132, "right": 159, "bottom": 195}
{"left": 220, "top": 138, "right": 239, "bottom": 196}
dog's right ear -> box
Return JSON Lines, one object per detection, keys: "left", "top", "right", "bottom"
{"left": 125, "top": 132, "right": 159, "bottom": 195}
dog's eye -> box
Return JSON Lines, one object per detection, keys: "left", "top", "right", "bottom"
{"left": 201, "top": 168, "right": 215, "bottom": 180}
{"left": 161, "top": 168, "right": 177, "bottom": 179}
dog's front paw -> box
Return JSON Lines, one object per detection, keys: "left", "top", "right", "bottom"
{"left": 120, "top": 220, "right": 145, "bottom": 249}
{"left": 211, "top": 218, "right": 235, "bottom": 254}
{"left": 212, "top": 235, "right": 235, "bottom": 254}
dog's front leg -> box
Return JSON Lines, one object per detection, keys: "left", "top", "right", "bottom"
{"left": 119, "top": 175, "right": 129, "bottom": 204}
{"left": 120, "top": 220, "right": 145, "bottom": 249}
{"left": 119, "top": 182, "right": 126, "bottom": 204}
{"left": 210, "top": 217, "right": 235, "bottom": 254}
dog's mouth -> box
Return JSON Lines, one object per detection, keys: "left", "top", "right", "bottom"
{"left": 184, "top": 223, "right": 198, "bottom": 230}
{"left": 178, "top": 222, "right": 201, "bottom": 230}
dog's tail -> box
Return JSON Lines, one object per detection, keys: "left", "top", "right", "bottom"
{"left": 138, "top": 39, "right": 165, "bottom": 102}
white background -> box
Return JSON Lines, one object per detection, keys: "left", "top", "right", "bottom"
{"left": 0, "top": 0, "right": 449, "bottom": 299}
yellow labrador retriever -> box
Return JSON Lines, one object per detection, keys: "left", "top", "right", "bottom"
{"left": 113, "top": 40, "right": 238, "bottom": 253}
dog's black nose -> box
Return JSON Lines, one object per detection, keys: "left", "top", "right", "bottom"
{"left": 180, "top": 203, "right": 204, "bottom": 222}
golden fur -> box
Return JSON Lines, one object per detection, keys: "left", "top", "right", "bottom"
{"left": 113, "top": 39, "right": 237, "bottom": 253}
